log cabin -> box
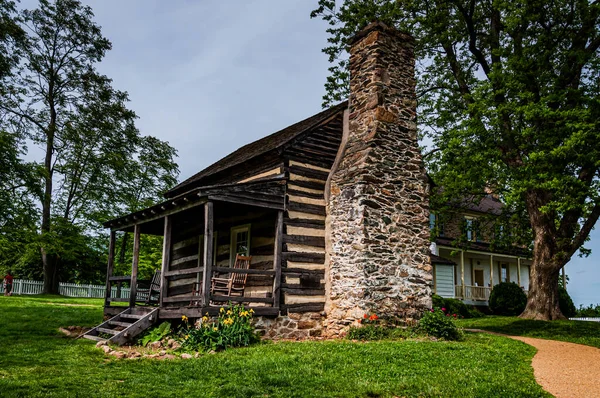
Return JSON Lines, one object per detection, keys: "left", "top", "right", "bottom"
{"left": 85, "top": 22, "right": 531, "bottom": 344}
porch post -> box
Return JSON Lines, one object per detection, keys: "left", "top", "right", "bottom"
{"left": 129, "top": 224, "right": 141, "bottom": 307}
{"left": 517, "top": 257, "right": 522, "bottom": 287}
{"left": 489, "top": 254, "right": 494, "bottom": 288}
{"left": 460, "top": 250, "right": 465, "bottom": 298}
{"left": 201, "top": 201, "right": 214, "bottom": 306}
{"left": 104, "top": 230, "right": 116, "bottom": 307}
{"left": 159, "top": 215, "right": 172, "bottom": 307}
{"left": 272, "top": 210, "right": 284, "bottom": 309}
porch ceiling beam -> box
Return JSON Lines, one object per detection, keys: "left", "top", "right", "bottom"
{"left": 437, "top": 245, "right": 530, "bottom": 261}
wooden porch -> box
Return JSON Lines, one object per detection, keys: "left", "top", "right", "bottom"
{"left": 103, "top": 179, "right": 286, "bottom": 319}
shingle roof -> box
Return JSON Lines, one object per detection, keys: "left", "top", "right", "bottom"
{"left": 165, "top": 101, "right": 348, "bottom": 198}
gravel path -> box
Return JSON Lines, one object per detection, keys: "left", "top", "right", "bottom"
{"left": 508, "top": 336, "right": 600, "bottom": 398}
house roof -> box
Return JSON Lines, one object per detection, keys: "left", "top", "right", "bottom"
{"left": 165, "top": 101, "right": 348, "bottom": 198}
{"left": 430, "top": 254, "right": 456, "bottom": 266}
{"left": 435, "top": 237, "right": 530, "bottom": 258}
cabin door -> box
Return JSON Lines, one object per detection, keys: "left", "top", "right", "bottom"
{"left": 473, "top": 269, "right": 485, "bottom": 287}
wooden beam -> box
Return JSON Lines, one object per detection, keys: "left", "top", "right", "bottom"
{"left": 273, "top": 210, "right": 284, "bottom": 309}
{"left": 282, "top": 252, "right": 325, "bottom": 263}
{"left": 207, "top": 195, "right": 285, "bottom": 210}
{"left": 517, "top": 257, "right": 522, "bottom": 287}
{"left": 159, "top": 215, "right": 172, "bottom": 308}
{"left": 201, "top": 201, "right": 214, "bottom": 306}
{"left": 129, "top": 224, "right": 141, "bottom": 307}
{"left": 211, "top": 266, "right": 275, "bottom": 276}
{"left": 282, "top": 302, "right": 325, "bottom": 313}
{"left": 209, "top": 295, "right": 274, "bottom": 304}
{"left": 287, "top": 201, "right": 326, "bottom": 216}
{"left": 164, "top": 267, "right": 203, "bottom": 277}
{"left": 490, "top": 254, "right": 494, "bottom": 288}
{"left": 283, "top": 235, "right": 325, "bottom": 248}
{"left": 109, "top": 276, "right": 132, "bottom": 282}
{"left": 104, "top": 230, "right": 116, "bottom": 307}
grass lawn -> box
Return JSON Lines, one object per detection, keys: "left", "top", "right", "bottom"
{"left": 0, "top": 295, "right": 550, "bottom": 398}
{"left": 456, "top": 316, "right": 600, "bottom": 349}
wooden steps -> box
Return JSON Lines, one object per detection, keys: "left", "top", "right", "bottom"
{"left": 82, "top": 307, "right": 158, "bottom": 346}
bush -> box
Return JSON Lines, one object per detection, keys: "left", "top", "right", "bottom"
{"left": 488, "top": 282, "right": 527, "bottom": 316}
{"left": 559, "top": 287, "right": 577, "bottom": 318}
{"left": 418, "top": 308, "right": 463, "bottom": 340}
{"left": 432, "top": 294, "right": 482, "bottom": 319}
{"left": 576, "top": 304, "right": 600, "bottom": 318}
{"left": 179, "top": 303, "right": 260, "bottom": 352}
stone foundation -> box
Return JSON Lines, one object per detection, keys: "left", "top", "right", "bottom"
{"left": 254, "top": 312, "right": 325, "bottom": 339}
{"left": 324, "top": 22, "right": 432, "bottom": 336}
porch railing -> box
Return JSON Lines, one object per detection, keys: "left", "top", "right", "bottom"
{"left": 454, "top": 285, "right": 492, "bottom": 301}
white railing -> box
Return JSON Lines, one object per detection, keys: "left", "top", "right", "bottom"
{"left": 569, "top": 317, "right": 600, "bottom": 323}
{"left": 0, "top": 279, "right": 130, "bottom": 298}
{"left": 454, "top": 285, "right": 492, "bottom": 301}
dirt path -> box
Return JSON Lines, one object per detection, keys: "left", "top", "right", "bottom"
{"left": 508, "top": 336, "right": 600, "bottom": 398}
{"left": 467, "top": 330, "right": 600, "bottom": 398}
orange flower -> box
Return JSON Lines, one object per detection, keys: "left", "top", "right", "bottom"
{"left": 364, "top": 314, "right": 368, "bottom": 319}
{"left": 369, "top": 314, "right": 378, "bottom": 321}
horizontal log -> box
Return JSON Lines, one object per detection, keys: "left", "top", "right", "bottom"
{"left": 282, "top": 303, "right": 325, "bottom": 313}
{"left": 300, "top": 136, "right": 340, "bottom": 150}
{"left": 208, "top": 195, "right": 285, "bottom": 210}
{"left": 168, "top": 283, "right": 196, "bottom": 297}
{"left": 212, "top": 266, "right": 276, "bottom": 276}
{"left": 282, "top": 283, "right": 325, "bottom": 290}
{"left": 164, "top": 267, "right": 203, "bottom": 277}
{"left": 285, "top": 154, "right": 334, "bottom": 170}
{"left": 284, "top": 218, "right": 325, "bottom": 229}
{"left": 282, "top": 252, "right": 325, "bottom": 263}
{"left": 288, "top": 145, "right": 338, "bottom": 160}
{"left": 159, "top": 306, "right": 280, "bottom": 318}
{"left": 162, "top": 295, "right": 199, "bottom": 304}
{"left": 283, "top": 235, "right": 325, "bottom": 248}
{"left": 286, "top": 178, "right": 325, "bottom": 192}
{"left": 172, "top": 236, "right": 199, "bottom": 251}
{"left": 286, "top": 188, "right": 325, "bottom": 200}
{"left": 287, "top": 201, "right": 326, "bottom": 216}
{"left": 210, "top": 295, "right": 274, "bottom": 303}
{"left": 282, "top": 288, "right": 325, "bottom": 295}
{"left": 289, "top": 165, "right": 330, "bottom": 181}
{"left": 283, "top": 268, "right": 325, "bottom": 275}
{"left": 171, "top": 255, "right": 199, "bottom": 267}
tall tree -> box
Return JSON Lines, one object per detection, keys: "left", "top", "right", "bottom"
{"left": 0, "top": 0, "right": 178, "bottom": 293}
{"left": 312, "top": 0, "right": 600, "bottom": 320}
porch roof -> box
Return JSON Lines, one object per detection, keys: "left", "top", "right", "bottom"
{"left": 430, "top": 254, "right": 456, "bottom": 266}
{"left": 103, "top": 176, "right": 286, "bottom": 232}
{"left": 435, "top": 237, "right": 530, "bottom": 258}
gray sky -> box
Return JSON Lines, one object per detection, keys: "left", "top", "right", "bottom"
{"left": 20, "top": 0, "right": 600, "bottom": 307}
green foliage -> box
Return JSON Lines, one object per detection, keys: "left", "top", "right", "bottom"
{"left": 180, "top": 304, "right": 260, "bottom": 352}
{"left": 139, "top": 321, "right": 172, "bottom": 347}
{"left": 0, "top": 0, "right": 179, "bottom": 288}
{"left": 432, "top": 294, "right": 483, "bottom": 319}
{"left": 576, "top": 304, "right": 600, "bottom": 318}
{"left": 489, "top": 282, "right": 527, "bottom": 316}
{"left": 0, "top": 295, "right": 554, "bottom": 397}
{"left": 312, "top": 0, "right": 600, "bottom": 320}
{"left": 346, "top": 324, "right": 411, "bottom": 341}
{"left": 418, "top": 308, "right": 463, "bottom": 341}
{"left": 558, "top": 287, "right": 577, "bottom": 318}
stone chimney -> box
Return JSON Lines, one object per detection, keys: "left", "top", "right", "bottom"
{"left": 324, "top": 22, "right": 432, "bottom": 334}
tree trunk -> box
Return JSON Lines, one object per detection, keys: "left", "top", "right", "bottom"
{"left": 520, "top": 190, "right": 566, "bottom": 320}
{"left": 41, "top": 111, "right": 57, "bottom": 294}
{"left": 41, "top": 248, "right": 60, "bottom": 294}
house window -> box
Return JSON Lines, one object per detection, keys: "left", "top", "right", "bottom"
{"left": 500, "top": 263, "right": 509, "bottom": 283}
{"left": 230, "top": 224, "right": 251, "bottom": 265}
{"left": 429, "top": 213, "right": 445, "bottom": 237}
{"left": 464, "top": 217, "right": 480, "bottom": 242}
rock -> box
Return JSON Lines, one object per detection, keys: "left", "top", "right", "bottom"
{"left": 109, "top": 351, "right": 126, "bottom": 359}
{"left": 167, "top": 339, "right": 176, "bottom": 348}
{"left": 170, "top": 342, "right": 181, "bottom": 350}
{"left": 149, "top": 341, "right": 162, "bottom": 350}
{"left": 96, "top": 341, "right": 107, "bottom": 347}
{"left": 159, "top": 350, "right": 166, "bottom": 356}
{"left": 102, "top": 345, "right": 112, "bottom": 354}
{"left": 163, "top": 354, "right": 176, "bottom": 360}
{"left": 208, "top": 350, "right": 216, "bottom": 355}
{"left": 180, "top": 353, "right": 192, "bottom": 359}
{"left": 127, "top": 351, "right": 142, "bottom": 359}
{"left": 144, "top": 354, "right": 159, "bottom": 359}
{"left": 194, "top": 352, "right": 201, "bottom": 358}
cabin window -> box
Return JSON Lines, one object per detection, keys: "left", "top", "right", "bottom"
{"left": 464, "top": 217, "right": 480, "bottom": 242}
{"left": 429, "top": 213, "right": 445, "bottom": 237}
{"left": 230, "top": 224, "right": 251, "bottom": 265}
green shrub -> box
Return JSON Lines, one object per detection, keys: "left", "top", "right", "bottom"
{"left": 488, "top": 282, "right": 527, "bottom": 316}
{"left": 432, "top": 294, "right": 483, "bottom": 319}
{"left": 559, "top": 287, "right": 577, "bottom": 317}
{"left": 139, "top": 321, "right": 172, "bottom": 346}
{"left": 418, "top": 308, "right": 463, "bottom": 341}
{"left": 576, "top": 304, "right": 600, "bottom": 317}
{"left": 180, "top": 303, "right": 260, "bottom": 352}
{"left": 346, "top": 324, "right": 411, "bottom": 341}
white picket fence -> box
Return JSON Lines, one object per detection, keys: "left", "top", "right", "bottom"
{"left": 0, "top": 279, "right": 130, "bottom": 298}
{"left": 569, "top": 317, "right": 600, "bottom": 323}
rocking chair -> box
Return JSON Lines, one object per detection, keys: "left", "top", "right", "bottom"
{"left": 211, "top": 255, "right": 251, "bottom": 297}
{"left": 136, "top": 270, "right": 161, "bottom": 305}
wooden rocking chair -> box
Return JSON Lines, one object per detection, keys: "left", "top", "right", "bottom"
{"left": 211, "top": 255, "right": 251, "bottom": 297}
{"left": 136, "top": 270, "right": 161, "bottom": 305}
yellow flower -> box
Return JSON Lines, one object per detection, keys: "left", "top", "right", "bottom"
{"left": 226, "top": 310, "right": 233, "bottom": 315}
{"left": 205, "top": 312, "right": 209, "bottom": 316}
{"left": 181, "top": 315, "right": 188, "bottom": 322}
{"left": 240, "top": 311, "right": 249, "bottom": 317}
{"left": 213, "top": 327, "right": 218, "bottom": 331}
{"left": 249, "top": 309, "right": 255, "bottom": 314}
{"left": 220, "top": 307, "right": 225, "bottom": 313}
{"left": 202, "top": 316, "right": 209, "bottom": 323}
{"left": 185, "top": 335, "right": 189, "bottom": 339}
